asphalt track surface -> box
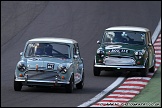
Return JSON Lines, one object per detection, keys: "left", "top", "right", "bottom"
{"left": 1, "top": 1, "right": 161, "bottom": 107}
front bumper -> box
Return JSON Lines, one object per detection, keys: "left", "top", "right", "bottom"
{"left": 94, "top": 64, "right": 145, "bottom": 68}
{"left": 15, "top": 77, "right": 70, "bottom": 86}
{"left": 15, "top": 70, "right": 70, "bottom": 87}
{"left": 95, "top": 56, "right": 145, "bottom": 70}
{"left": 94, "top": 64, "right": 145, "bottom": 72}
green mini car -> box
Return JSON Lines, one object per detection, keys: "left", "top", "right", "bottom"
{"left": 14, "top": 37, "right": 84, "bottom": 93}
{"left": 93, "top": 26, "right": 155, "bottom": 77}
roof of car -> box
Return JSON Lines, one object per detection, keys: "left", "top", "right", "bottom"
{"left": 105, "top": 26, "right": 150, "bottom": 32}
{"left": 28, "top": 37, "right": 78, "bottom": 44}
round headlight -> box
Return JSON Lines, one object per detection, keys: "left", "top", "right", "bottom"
{"left": 57, "top": 64, "right": 68, "bottom": 74}
{"left": 17, "top": 61, "right": 26, "bottom": 72}
{"left": 134, "top": 50, "right": 145, "bottom": 59}
{"left": 97, "top": 48, "right": 104, "bottom": 54}
{"left": 134, "top": 50, "right": 145, "bottom": 56}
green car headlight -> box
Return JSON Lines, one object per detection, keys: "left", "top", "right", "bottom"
{"left": 97, "top": 48, "right": 104, "bottom": 54}
{"left": 134, "top": 50, "right": 145, "bottom": 59}
{"left": 97, "top": 48, "right": 105, "bottom": 57}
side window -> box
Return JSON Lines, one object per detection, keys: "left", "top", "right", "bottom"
{"left": 147, "top": 32, "right": 152, "bottom": 44}
{"left": 73, "top": 45, "right": 76, "bottom": 55}
{"left": 73, "top": 43, "right": 80, "bottom": 56}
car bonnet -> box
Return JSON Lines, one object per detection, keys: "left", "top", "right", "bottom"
{"left": 26, "top": 57, "right": 72, "bottom": 71}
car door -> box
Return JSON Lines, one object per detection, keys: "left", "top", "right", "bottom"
{"left": 73, "top": 43, "right": 82, "bottom": 83}
{"left": 147, "top": 32, "right": 155, "bottom": 68}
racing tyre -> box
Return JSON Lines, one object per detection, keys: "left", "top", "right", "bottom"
{"left": 76, "top": 72, "right": 84, "bottom": 89}
{"left": 93, "top": 60, "right": 101, "bottom": 76}
{"left": 65, "top": 74, "right": 74, "bottom": 93}
{"left": 14, "top": 81, "right": 22, "bottom": 91}
{"left": 141, "top": 61, "right": 149, "bottom": 77}
{"left": 93, "top": 66, "right": 101, "bottom": 76}
{"left": 149, "top": 65, "right": 155, "bottom": 73}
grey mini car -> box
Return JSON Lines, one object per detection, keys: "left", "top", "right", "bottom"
{"left": 14, "top": 37, "right": 84, "bottom": 93}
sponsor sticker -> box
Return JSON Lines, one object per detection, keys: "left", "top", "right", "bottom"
{"left": 105, "top": 45, "right": 122, "bottom": 49}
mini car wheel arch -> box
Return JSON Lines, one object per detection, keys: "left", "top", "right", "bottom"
{"left": 93, "top": 60, "right": 101, "bottom": 76}
{"left": 76, "top": 71, "right": 84, "bottom": 89}
{"left": 65, "top": 73, "right": 74, "bottom": 93}
{"left": 149, "top": 57, "right": 155, "bottom": 73}
{"left": 141, "top": 59, "right": 149, "bottom": 77}
{"left": 14, "top": 76, "right": 22, "bottom": 91}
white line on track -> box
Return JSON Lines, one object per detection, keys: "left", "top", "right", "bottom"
{"left": 107, "top": 94, "right": 135, "bottom": 97}
{"left": 154, "top": 43, "right": 161, "bottom": 45}
{"left": 155, "top": 51, "right": 161, "bottom": 53}
{"left": 123, "top": 81, "right": 148, "bottom": 85}
{"left": 118, "top": 86, "right": 144, "bottom": 89}
{"left": 155, "top": 55, "right": 161, "bottom": 57}
{"left": 102, "top": 98, "right": 131, "bottom": 101}
{"left": 127, "top": 77, "right": 151, "bottom": 80}
{"left": 155, "top": 59, "right": 161, "bottom": 63}
{"left": 113, "top": 90, "right": 140, "bottom": 94}
{"left": 77, "top": 77, "right": 125, "bottom": 107}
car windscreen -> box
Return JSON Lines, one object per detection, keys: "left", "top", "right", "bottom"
{"left": 24, "top": 42, "right": 70, "bottom": 59}
{"left": 102, "top": 31, "right": 146, "bottom": 45}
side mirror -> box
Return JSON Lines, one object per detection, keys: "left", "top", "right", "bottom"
{"left": 76, "top": 50, "right": 79, "bottom": 55}
{"left": 148, "top": 43, "right": 152, "bottom": 46}
{"left": 20, "top": 52, "right": 23, "bottom": 56}
{"left": 97, "top": 40, "right": 101, "bottom": 44}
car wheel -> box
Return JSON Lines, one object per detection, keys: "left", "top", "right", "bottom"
{"left": 149, "top": 60, "right": 155, "bottom": 73}
{"left": 149, "top": 65, "right": 155, "bottom": 73}
{"left": 93, "top": 60, "right": 101, "bottom": 76}
{"left": 65, "top": 74, "right": 74, "bottom": 93}
{"left": 14, "top": 81, "right": 22, "bottom": 91}
{"left": 141, "top": 61, "right": 149, "bottom": 77}
{"left": 93, "top": 66, "right": 101, "bottom": 76}
{"left": 76, "top": 72, "right": 84, "bottom": 89}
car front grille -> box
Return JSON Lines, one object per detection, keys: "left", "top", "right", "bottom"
{"left": 103, "top": 56, "right": 135, "bottom": 66}
{"left": 25, "top": 70, "right": 60, "bottom": 81}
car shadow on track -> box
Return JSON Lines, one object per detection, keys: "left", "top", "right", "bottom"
{"left": 99, "top": 70, "right": 131, "bottom": 77}
{"left": 21, "top": 86, "right": 70, "bottom": 93}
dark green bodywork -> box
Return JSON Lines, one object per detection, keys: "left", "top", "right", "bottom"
{"left": 94, "top": 28, "right": 155, "bottom": 77}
